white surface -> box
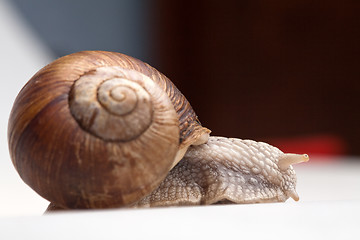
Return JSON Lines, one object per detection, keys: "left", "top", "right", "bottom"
{"left": 295, "top": 158, "right": 360, "bottom": 202}
{"left": 1, "top": 160, "right": 359, "bottom": 240}
{"left": 0, "top": 195, "right": 359, "bottom": 240}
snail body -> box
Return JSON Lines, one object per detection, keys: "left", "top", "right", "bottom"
{"left": 134, "top": 137, "right": 308, "bottom": 207}
{"left": 8, "top": 51, "right": 307, "bottom": 210}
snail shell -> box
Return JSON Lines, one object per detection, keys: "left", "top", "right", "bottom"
{"left": 8, "top": 51, "right": 210, "bottom": 209}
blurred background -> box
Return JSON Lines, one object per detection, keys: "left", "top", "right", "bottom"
{"left": 7, "top": 0, "right": 360, "bottom": 156}
{"left": 9, "top": 0, "right": 360, "bottom": 156}
{"left": 0, "top": 0, "right": 359, "bottom": 215}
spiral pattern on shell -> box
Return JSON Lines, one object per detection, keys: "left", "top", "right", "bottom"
{"left": 8, "top": 51, "right": 195, "bottom": 209}
{"left": 69, "top": 67, "right": 155, "bottom": 141}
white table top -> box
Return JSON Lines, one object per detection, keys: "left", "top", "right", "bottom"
{"left": 1, "top": 159, "right": 359, "bottom": 240}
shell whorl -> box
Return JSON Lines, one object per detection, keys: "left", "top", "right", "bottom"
{"left": 8, "top": 51, "right": 198, "bottom": 208}
{"left": 69, "top": 67, "right": 155, "bottom": 141}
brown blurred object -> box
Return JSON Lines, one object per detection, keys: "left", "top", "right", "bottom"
{"left": 154, "top": 0, "right": 360, "bottom": 155}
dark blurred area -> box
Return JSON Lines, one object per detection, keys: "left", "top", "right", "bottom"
{"left": 11, "top": 0, "right": 360, "bottom": 156}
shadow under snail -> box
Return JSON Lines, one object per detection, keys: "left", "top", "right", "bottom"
{"left": 7, "top": 51, "right": 309, "bottom": 211}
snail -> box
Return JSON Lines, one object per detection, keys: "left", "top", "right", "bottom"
{"left": 8, "top": 51, "right": 309, "bottom": 211}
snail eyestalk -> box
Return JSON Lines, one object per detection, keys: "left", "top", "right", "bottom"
{"left": 287, "top": 189, "right": 300, "bottom": 201}
{"left": 278, "top": 153, "right": 309, "bottom": 171}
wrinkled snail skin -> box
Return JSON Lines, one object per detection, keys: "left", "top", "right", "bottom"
{"left": 133, "top": 137, "right": 309, "bottom": 207}
{"left": 8, "top": 51, "right": 209, "bottom": 209}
